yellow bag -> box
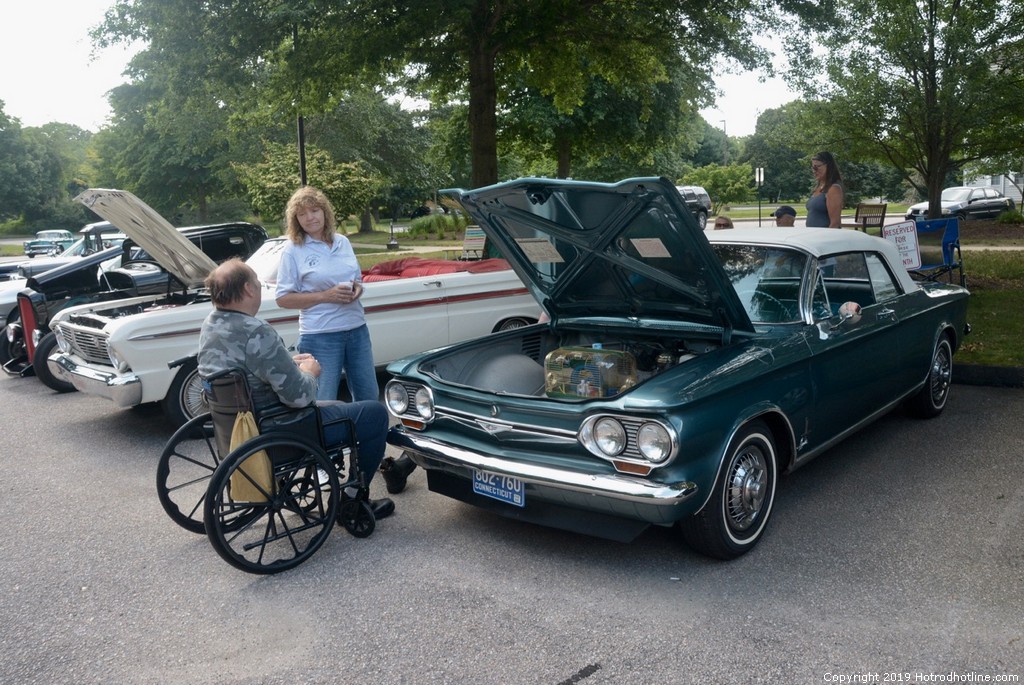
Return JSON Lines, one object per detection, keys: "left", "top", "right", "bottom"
{"left": 228, "top": 411, "right": 273, "bottom": 502}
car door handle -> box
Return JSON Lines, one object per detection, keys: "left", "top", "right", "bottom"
{"left": 423, "top": 280, "right": 443, "bottom": 288}
{"left": 877, "top": 307, "right": 897, "bottom": 321}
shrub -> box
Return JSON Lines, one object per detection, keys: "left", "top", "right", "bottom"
{"left": 996, "top": 208, "right": 1024, "bottom": 224}
{"left": 407, "top": 213, "right": 469, "bottom": 237}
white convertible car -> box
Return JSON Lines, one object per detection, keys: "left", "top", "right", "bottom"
{"left": 48, "top": 190, "right": 540, "bottom": 426}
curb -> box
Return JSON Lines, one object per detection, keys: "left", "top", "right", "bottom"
{"left": 953, "top": 364, "right": 1024, "bottom": 388}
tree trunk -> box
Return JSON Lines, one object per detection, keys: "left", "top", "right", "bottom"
{"left": 556, "top": 133, "right": 571, "bottom": 179}
{"left": 359, "top": 206, "right": 373, "bottom": 233}
{"left": 467, "top": 2, "right": 500, "bottom": 188}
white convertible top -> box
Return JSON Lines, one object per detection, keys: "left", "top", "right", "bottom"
{"left": 707, "top": 227, "right": 920, "bottom": 293}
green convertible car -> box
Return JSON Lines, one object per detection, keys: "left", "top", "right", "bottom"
{"left": 384, "top": 177, "right": 970, "bottom": 559}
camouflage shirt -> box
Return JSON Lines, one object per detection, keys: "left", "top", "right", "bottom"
{"left": 198, "top": 308, "right": 318, "bottom": 411}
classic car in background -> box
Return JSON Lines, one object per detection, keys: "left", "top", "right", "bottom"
{"left": 22, "top": 230, "right": 75, "bottom": 258}
{"left": 905, "top": 186, "right": 1015, "bottom": 221}
{"left": 6, "top": 221, "right": 267, "bottom": 385}
{"left": 48, "top": 189, "right": 540, "bottom": 426}
{"left": 0, "top": 222, "right": 126, "bottom": 283}
{"left": 384, "top": 177, "right": 970, "bottom": 560}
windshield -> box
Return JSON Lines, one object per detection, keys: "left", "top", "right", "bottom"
{"left": 246, "top": 238, "right": 288, "bottom": 285}
{"left": 941, "top": 188, "right": 972, "bottom": 202}
{"left": 710, "top": 244, "right": 808, "bottom": 323}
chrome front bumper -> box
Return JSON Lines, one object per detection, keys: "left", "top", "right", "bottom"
{"left": 52, "top": 354, "right": 142, "bottom": 408}
{"left": 388, "top": 427, "right": 698, "bottom": 509}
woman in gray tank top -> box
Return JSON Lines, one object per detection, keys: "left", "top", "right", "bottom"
{"left": 805, "top": 151, "right": 844, "bottom": 227}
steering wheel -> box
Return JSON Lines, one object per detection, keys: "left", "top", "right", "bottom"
{"left": 736, "top": 288, "right": 795, "bottom": 322}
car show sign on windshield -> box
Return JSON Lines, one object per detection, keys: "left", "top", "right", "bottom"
{"left": 882, "top": 220, "right": 921, "bottom": 270}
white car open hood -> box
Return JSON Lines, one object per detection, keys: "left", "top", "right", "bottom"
{"left": 73, "top": 188, "right": 218, "bottom": 289}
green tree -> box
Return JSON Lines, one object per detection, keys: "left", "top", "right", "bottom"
{"left": 0, "top": 103, "right": 93, "bottom": 227}
{"left": 97, "top": 0, "right": 779, "bottom": 189}
{"left": 234, "top": 141, "right": 382, "bottom": 228}
{"left": 301, "top": 90, "right": 438, "bottom": 226}
{"left": 740, "top": 105, "right": 808, "bottom": 202}
{"left": 682, "top": 163, "right": 755, "bottom": 214}
{"left": 785, "top": 0, "right": 1024, "bottom": 219}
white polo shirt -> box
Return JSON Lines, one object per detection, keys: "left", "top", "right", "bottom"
{"left": 275, "top": 233, "right": 365, "bottom": 334}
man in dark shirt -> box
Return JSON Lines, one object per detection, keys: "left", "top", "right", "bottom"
{"left": 198, "top": 258, "right": 394, "bottom": 519}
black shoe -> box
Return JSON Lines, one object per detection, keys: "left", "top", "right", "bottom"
{"left": 380, "top": 453, "right": 417, "bottom": 494}
{"left": 371, "top": 498, "right": 395, "bottom": 520}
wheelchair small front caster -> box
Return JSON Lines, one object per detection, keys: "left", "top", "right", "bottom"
{"left": 339, "top": 498, "right": 376, "bottom": 538}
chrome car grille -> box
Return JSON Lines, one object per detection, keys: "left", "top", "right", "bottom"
{"left": 54, "top": 324, "right": 110, "bottom": 365}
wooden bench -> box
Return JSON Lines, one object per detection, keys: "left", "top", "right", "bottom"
{"left": 841, "top": 203, "right": 888, "bottom": 232}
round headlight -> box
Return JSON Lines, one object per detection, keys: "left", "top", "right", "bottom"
{"left": 385, "top": 382, "right": 409, "bottom": 415}
{"left": 593, "top": 417, "right": 626, "bottom": 456}
{"left": 107, "top": 345, "right": 128, "bottom": 373}
{"left": 414, "top": 387, "right": 434, "bottom": 420}
{"left": 54, "top": 329, "right": 70, "bottom": 353}
{"left": 637, "top": 422, "right": 672, "bottom": 462}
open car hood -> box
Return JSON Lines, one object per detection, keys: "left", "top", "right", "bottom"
{"left": 443, "top": 177, "right": 754, "bottom": 335}
{"left": 73, "top": 189, "right": 217, "bottom": 288}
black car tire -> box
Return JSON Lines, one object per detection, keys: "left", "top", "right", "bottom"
{"left": 679, "top": 420, "right": 777, "bottom": 560}
{"left": 906, "top": 336, "right": 953, "bottom": 419}
{"left": 33, "top": 332, "right": 76, "bottom": 393}
{"left": 163, "top": 358, "right": 207, "bottom": 428}
{"left": 696, "top": 211, "right": 708, "bottom": 230}
{"left": 0, "top": 326, "right": 10, "bottom": 366}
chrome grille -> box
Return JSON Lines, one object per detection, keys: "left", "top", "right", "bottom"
{"left": 55, "top": 324, "right": 110, "bottom": 365}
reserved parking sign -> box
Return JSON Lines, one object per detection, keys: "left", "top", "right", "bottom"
{"left": 882, "top": 220, "right": 922, "bottom": 270}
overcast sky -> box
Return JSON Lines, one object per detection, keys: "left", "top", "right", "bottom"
{"left": 1, "top": 0, "right": 799, "bottom": 138}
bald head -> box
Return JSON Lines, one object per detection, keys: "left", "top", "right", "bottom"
{"left": 205, "top": 258, "right": 260, "bottom": 311}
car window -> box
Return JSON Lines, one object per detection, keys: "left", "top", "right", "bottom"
{"left": 865, "top": 253, "right": 900, "bottom": 302}
{"left": 712, "top": 244, "right": 807, "bottom": 323}
{"left": 810, "top": 271, "right": 832, "bottom": 320}
{"left": 985, "top": 189, "right": 999, "bottom": 199}
{"left": 813, "top": 251, "right": 904, "bottom": 317}
{"left": 245, "top": 238, "right": 288, "bottom": 285}
{"left": 941, "top": 188, "right": 971, "bottom": 202}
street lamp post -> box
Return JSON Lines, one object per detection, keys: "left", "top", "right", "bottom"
{"left": 720, "top": 120, "right": 728, "bottom": 165}
{"left": 755, "top": 167, "right": 764, "bottom": 226}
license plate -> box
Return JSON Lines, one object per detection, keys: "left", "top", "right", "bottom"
{"left": 472, "top": 469, "right": 525, "bottom": 508}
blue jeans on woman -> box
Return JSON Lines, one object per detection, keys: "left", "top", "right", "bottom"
{"left": 298, "top": 324, "right": 379, "bottom": 402}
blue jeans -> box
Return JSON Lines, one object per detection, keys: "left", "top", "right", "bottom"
{"left": 298, "top": 325, "right": 379, "bottom": 402}
{"left": 318, "top": 400, "right": 388, "bottom": 486}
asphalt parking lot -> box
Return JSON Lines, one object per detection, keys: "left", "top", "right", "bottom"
{"left": 0, "top": 371, "right": 1021, "bottom": 684}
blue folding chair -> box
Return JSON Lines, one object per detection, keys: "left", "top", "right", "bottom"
{"left": 910, "top": 218, "right": 965, "bottom": 287}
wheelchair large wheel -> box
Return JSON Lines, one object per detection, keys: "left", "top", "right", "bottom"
{"left": 203, "top": 434, "right": 340, "bottom": 574}
{"left": 156, "top": 413, "right": 218, "bottom": 534}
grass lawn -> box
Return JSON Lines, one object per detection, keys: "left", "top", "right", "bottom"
{"left": 718, "top": 203, "right": 911, "bottom": 221}
{"left": 955, "top": 247, "right": 1024, "bottom": 367}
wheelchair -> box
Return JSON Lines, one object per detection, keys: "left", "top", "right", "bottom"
{"left": 156, "top": 360, "right": 377, "bottom": 574}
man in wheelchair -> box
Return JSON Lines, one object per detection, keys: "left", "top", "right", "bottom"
{"left": 198, "top": 258, "right": 395, "bottom": 520}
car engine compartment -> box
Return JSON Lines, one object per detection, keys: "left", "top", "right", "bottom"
{"left": 420, "top": 328, "right": 718, "bottom": 399}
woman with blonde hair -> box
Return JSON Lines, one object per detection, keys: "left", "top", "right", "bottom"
{"left": 275, "top": 186, "right": 378, "bottom": 403}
